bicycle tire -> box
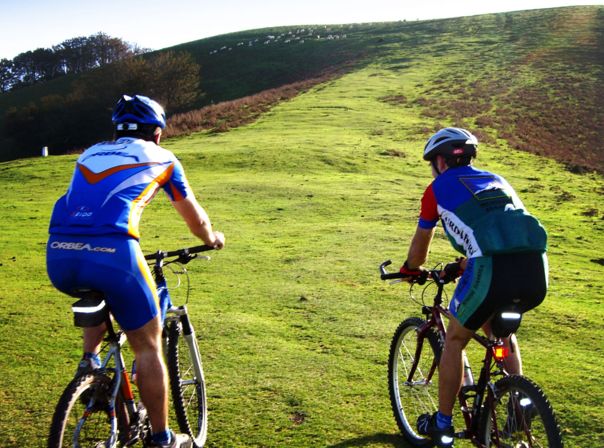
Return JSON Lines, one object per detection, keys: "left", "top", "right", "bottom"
{"left": 48, "top": 372, "right": 125, "bottom": 448}
{"left": 388, "top": 317, "right": 443, "bottom": 447}
{"left": 479, "top": 374, "right": 563, "bottom": 447}
{"left": 167, "top": 319, "right": 208, "bottom": 448}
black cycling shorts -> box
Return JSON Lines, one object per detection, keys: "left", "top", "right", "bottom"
{"left": 450, "top": 251, "right": 548, "bottom": 331}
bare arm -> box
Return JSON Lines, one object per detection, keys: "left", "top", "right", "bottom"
{"left": 171, "top": 195, "right": 225, "bottom": 249}
{"left": 405, "top": 226, "right": 435, "bottom": 269}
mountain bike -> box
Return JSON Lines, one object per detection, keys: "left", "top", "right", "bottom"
{"left": 48, "top": 245, "right": 214, "bottom": 448}
{"left": 379, "top": 260, "right": 563, "bottom": 447}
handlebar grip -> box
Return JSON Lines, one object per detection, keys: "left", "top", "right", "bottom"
{"left": 381, "top": 272, "right": 406, "bottom": 280}
{"left": 144, "top": 244, "right": 215, "bottom": 261}
{"left": 185, "top": 245, "right": 215, "bottom": 254}
{"left": 379, "top": 259, "right": 409, "bottom": 280}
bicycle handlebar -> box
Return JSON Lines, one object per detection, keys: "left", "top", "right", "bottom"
{"left": 144, "top": 244, "right": 215, "bottom": 262}
{"left": 379, "top": 260, "right": 449, "bottom": 284}
{"left": 379, "top": 260, "right": 409, "bottom": 280}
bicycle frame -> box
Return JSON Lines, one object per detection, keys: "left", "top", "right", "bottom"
{"left": 73, "top": 314, "right": 139, "bottom": 447}
{"left": 381, "top": 259, "right": 562, "bottom": 448}
{"left": 52, "top": 244, "right": 215, "bottom": 448}
{"left": 73, "top": 255, "right": 195, "bottom": 446}
{"left": 411, "top": 298, "right": 524, "bottom": 447}
{"left": 393, "top": 268, "right": 514, "bottom": 445}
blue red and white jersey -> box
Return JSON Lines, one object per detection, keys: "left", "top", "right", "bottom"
{"left": 49, "top": 137, "right": 192, "bottom": 239}
{"left": 418, "top": 165, "right": 547, "bottom": 257}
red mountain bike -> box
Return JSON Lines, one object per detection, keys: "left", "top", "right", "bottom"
{"left": 380, "top": 260, "right": 563, "bottom": 447}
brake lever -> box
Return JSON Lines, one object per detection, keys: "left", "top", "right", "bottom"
{"left": 176, "top": 253, "right": 197, "bottom": 264}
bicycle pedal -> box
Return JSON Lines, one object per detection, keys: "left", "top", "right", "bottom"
{"left": 124, "top": 435, "right": 140, "bottom": 447}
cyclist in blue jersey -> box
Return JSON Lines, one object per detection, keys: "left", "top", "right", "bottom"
{"left": 47, "top": 95, "right": 224, "bottom": 448}
{"left": 399, "top": 128, "right": 548, "bottom": 447}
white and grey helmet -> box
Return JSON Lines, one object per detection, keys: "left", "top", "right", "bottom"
{"left": 423, "top": 127, "right": 478, "bottom": 161}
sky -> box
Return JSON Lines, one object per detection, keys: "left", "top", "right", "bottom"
{"left": 1, "top": 0, "right": 601, "bottom": 60}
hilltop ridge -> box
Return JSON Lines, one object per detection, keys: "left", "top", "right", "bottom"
{"left": 0, "top": 7, "right": 603, "bottom": 448}
{"left": 0, "top": 5, "right": 602, "bottom": 172}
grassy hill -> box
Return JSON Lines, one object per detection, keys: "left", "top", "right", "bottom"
{"left": 164, "top": 5, "right": 604, "bottom": 172}
{"left": 1, "top": 6, "right": 602, "bottom": 171}
{"left": 0, "top": 6, "right": 603, "bottom": 447}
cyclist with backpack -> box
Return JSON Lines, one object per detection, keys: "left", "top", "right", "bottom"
{"left": 399, "top": 128, "right": 548, "bottom": 447}
{"left": 46, "top": 94, "right": 224, "bottom": 448}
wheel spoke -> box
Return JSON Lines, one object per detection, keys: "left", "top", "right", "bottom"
{"left": 481, "top": 375, "right": 563, "bottom": 448}
{"left": 49, "top": 374, "right": 118, "bottom": 447}
{"left": 167, "top": 320, "right": 208, "bottom": 445}
{"left": 388, "top": 318, "right": 441, "bottom": 445}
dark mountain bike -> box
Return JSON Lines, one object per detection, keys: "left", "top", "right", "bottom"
{"left": 48, "top": 245, "right": 214, "bottom": 448}
{"left": 379, "top": 260, "right": 563, "bottom": 447}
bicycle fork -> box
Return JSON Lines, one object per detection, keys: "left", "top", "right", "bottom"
{"left": 167, "top": 305, "right": 205, "bottom": 384}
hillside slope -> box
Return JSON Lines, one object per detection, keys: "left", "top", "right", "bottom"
{"left": 0, "top": 6, "right": 602, "bottom": 172}
{"left": 0, "top": 10, "right": 602, "bottom": 447}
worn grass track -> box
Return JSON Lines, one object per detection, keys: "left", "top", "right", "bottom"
{"left": 1, "top": 61, "right": 603, "bottom": 447}
{"left": 1, "top": 6, "right": 603, "bottom": 447}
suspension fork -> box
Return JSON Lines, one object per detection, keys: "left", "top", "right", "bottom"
{"left": 170, "top": 305, "right": 205, "bottom": 383}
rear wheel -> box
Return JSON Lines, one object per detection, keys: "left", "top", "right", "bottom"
{"left": 388, "top": 317, "right": 443, "bottom": 446}
{"left": 167, "top": 319, "right": 208, "bottom": 448}
{"left": 48, "top": 373, "right": 123, "bottom": 447}
{"left": 480, "top": 374, "right": 563, "bottom": 447}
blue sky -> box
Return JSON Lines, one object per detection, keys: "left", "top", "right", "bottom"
{"left": 1, "top": 0, "right": 601, "bottom": 59}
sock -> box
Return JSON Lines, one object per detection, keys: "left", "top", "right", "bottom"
{"left": 436, "top": 411, "right": 452, "bottom": 430}
{"left": 83, "top": 352, "right": 101, "bottom": 369}
{"left": 151, "top": 429, "right": 171, "bottom": 444}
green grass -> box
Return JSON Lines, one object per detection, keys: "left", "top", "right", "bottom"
{"left": 1, "top": 47, "right": 603, "bottom": 447}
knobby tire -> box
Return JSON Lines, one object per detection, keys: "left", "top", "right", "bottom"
{"left": 388, "top": 317, "right": 443, "bottom": 447}
{"left": 480, "top": 374, "right": 563, "bottom": 447}
{"left": 48, "top": 372, "right": 127, "bottom": 448}
{"left": 167, "top": 320, "right": 208, "bottom": 448}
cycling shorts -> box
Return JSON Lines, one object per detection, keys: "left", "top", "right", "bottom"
{"left": 47, "top": 234, "right": 159, "bottom": 331}
{"left": 449, "top": 251, "right": 548, "bottom": 331}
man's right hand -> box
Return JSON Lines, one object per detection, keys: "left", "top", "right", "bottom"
{"left": 210, "top": 231, "right": 225, "bottom": 250}
{"left": 441, "top": 257, "right": 465, "bottom": 283}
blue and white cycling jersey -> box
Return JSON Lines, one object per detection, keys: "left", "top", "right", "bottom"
{"left": 418, "top": 165, "right": 547, "bottom": 257}
{"left": 416, "top": 165, "right": 549, "bottom": 329}
{"left": 49, "top": 137, "right": 192, "bottom": 239}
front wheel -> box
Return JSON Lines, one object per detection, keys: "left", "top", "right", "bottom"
{"left": 480, "top": 374, "right": 563, "bottom": 447}
{"left": 167, "top": 319, "right": 208, "bottom": 448}
{"left": 388, "top": 317, "right": 443, "bottom": 446}
{"left": 48, "top": 373, "right": 119, "bottom": 447}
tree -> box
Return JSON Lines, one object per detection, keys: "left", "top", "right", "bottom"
{"left": 0, "top": 33, "right": 148, "bottom": 92}
{"left": 54, "top": 36, "right": 96, "bottom": 74}
{"left": 0, "top": 58, "right": 16, "bottom": 92}
{"left": 88, "top": 32, "right": 133, "bottom": 65}
{"left": 2, "top": 50, "right": 202, "bottom": 159}
{"left": 147, "top": 51, "right": 201, "bottom": 112}
{"left": 71, "top": 50, "right": 201, "bottom": 113}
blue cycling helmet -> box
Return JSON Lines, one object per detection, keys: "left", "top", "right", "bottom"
{"left": 112, "top": 94, "right": 166, "bottom": 129}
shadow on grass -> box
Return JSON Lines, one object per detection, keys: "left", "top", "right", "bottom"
{"left": 327, "top": 432, "right": 412, "bottom": 448}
